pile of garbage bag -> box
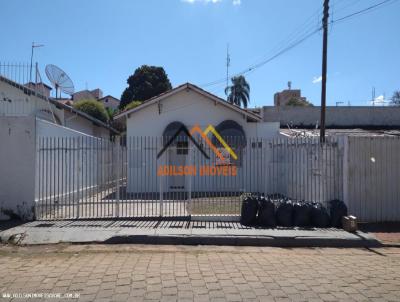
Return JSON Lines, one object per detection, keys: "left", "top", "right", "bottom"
{"left": 240, "top": 193, "right": 348, "bottom": 229}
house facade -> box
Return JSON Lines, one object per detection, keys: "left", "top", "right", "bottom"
{"left": 115, "top": 83, "right": 280, "bottom": 195}
{"left": 99, "top": 95, "right": 120, "bottom": 111}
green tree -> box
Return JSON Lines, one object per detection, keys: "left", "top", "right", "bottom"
{"left": 225, "top": 76, "right": 250, "bottom": 108}
{"left": 105, "top": 107, "right": 126, "bottom": 133}
{"left": 391, "top": 90, "right": 400, "bottom": 106}
{"left": 74, "top": 99, "right": 109, "bottom": 123}
{"left": 120, "top": 65, "right": 172, "bottom": 109}
{"left": 286, "top": 97, "right": 313, "bottom": 107}
{"left": 105, "top": 107, "right": 117, "bottom": 120}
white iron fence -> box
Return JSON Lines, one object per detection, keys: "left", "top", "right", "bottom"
{"left": 35, "top": 136, "right": 344, "bottom": 220}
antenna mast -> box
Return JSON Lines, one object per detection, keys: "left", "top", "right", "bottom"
{"left": 30, "top": 42, "right": 44, "bottom": 83}
{"left": 226, "top": 43, "right": 230, "bottom": 98}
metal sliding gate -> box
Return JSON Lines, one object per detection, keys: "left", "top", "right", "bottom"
{"left": 35, "top": 136, "right": 343, "bottom": 220}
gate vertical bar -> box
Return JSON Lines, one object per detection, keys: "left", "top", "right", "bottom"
{"left": 115, "top": 137, "right": 120, "bottom": 218}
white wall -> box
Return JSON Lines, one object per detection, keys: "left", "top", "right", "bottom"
{"left": 35, "top": 119, "right": 113, "bottom": 219}
{"left": 0, "top": 80, "right": 64, "bottom": 122}
{"left": 263, "top": 106, "right": 400, "bottom": 128}
{"left": 344, "top": 136, "right": 400, "bottom": 222}
{"left": 0, "top": 116, "right": 111, "bottom": 220}
{"left": 0, "top": 116, "right": 36, "bottom": 220}
{"left": 126, "top": 89, "right": 279, "bottom": 138}
{"left": 262, "top": 138, "right": 343, "bottom": 204}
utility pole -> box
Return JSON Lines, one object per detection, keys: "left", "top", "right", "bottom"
{"left": 372, "top": 87, "right": 376, "bottom": 106}
{"left": 319, "top": 0, "right": 329, "bottom": 142}
{"left": 30, "top": 42, "right": 44, "bottom": 83}
{"left": 225, "top": 43, "right": 230, "bottom": 98}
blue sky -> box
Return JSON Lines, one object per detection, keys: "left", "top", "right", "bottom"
{"left": 1, "top": 0, "right": 399, "bottom": 107}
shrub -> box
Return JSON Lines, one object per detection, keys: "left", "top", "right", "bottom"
{"left": 286, "top": 98, "right": 313, "bottom": 107}
{"left": 73, "top": 99, "right": 109, "bottom": 123}
{"left": 124, "top": 100, "right": 142, "bottom": 111}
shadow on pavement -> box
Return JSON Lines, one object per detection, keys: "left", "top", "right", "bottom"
{"left": 0, "top": 219, "right": 25, "bottom": 232}
{"left": 359, "top": 222, "right": 400, "bottom": 233}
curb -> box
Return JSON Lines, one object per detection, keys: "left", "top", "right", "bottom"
{"left": 99, "top": 234, "right": 382, "bottom": 248}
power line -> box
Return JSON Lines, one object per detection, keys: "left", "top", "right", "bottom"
{"left": 331, "top": 0, "right": 397, "bottom": 24}
{"left": 201, "top": 27, "right": 321, "bottom": 88}
{"left": 200, "top": 5, "right": 324, "bottom": 88}
{"left": 200, "top": 0, "right": 398, "bottom": 90}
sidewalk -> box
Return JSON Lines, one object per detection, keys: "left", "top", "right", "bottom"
{"left": 0, "top": 219, "right": 380, "bottom": 247}
{"left": 359, "top": 222, "right": 400, "bottom": 246}
{"left": 1, "top": 244, "right": 399, "bottom": 302}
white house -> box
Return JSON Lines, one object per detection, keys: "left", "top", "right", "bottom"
{"left": 115, "top": 83, "right": 280, "bottom": 195}
{"left": 116, "top": 83, "right": 279, "bottom": 138}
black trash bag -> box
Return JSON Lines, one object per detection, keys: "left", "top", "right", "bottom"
{"left": 276, "top": 200, "right": 293, "bottom": 227}
{"left": 311, "top": 203, "right": 330, "bottom": 228}
{"left": 329, "top": 199, "right": 348, "bottom": 228}
{"left": 267, "top": 193, "right": 287, "bottom": 200}
{"left": 257, "top": 198, "right": 276, "bottom": 227}
{"left": 293, "top": 202, "right": 312, "bottom": 227}
{"left": 241, "top": 196, "right": 259, "bottom": 226}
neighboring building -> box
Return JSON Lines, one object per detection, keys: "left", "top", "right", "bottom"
{"left": 24, "top": 82, "right": 52, "bottom": 98}
{"left": 0, "top": 75, "right": 118, "bottom": 220}
{"left": 274, "top": 82, "right": 308, "bottom": 106}
{"left": 263, "top": 105, "right": 400, "bottom": 128}
{"left": 72, "top": 88, "right": 103, "bottom": 102}
{"left": 99, "top": 95, "right": 120, "bottom": 111}
{"left": 0, "top": 76, "right": 117, "bottom": 137}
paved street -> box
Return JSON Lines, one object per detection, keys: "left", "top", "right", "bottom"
{"left": 0, "top": 244, "right": 399, "bottom": 302}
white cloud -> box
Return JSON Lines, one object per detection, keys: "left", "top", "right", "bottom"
{"left": 371, "top": 95, "right": 388, "bottom": 106}
{"left": 181, "top": 0, "right": 240, "bottom": 5}
{"left": 312, "top": 75, "right": 322, "bottom": 84}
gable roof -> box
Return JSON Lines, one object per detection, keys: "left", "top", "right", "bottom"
{"left": 99, "top": 95, "right": 120, "bottom": 102}
{"left": 114, "top": 83, "right": 261, "bottom": 122}
{"left": 0, "top": 75, "right": 119, "bottom": 135}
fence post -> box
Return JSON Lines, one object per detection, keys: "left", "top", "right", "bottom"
{"left": 342, "top": 136, "right": 349, "bottom": 207}
{"left": 115, "top": 137, "right": 121, "bottom": 218}
{"left": 159, "top": 137, "right": 164, "bottom": 217}
{"left": 76, "top": 137, "right": 80, "bottom": 219}
{"left": 187, "top": 142, "right": 192, "bottom": 215}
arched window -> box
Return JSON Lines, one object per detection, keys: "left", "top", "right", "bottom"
{"left": 162, "top": 121, "right": 189, "bottom": 155}
{"left": 213, "top": 120, "right": 246, "bottom": 166}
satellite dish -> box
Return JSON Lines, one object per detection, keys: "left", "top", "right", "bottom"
{"left": 45, "top": 64, "right": 74, "bottom": 98}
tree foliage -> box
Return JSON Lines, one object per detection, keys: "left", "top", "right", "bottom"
{"left": 73, "top": 99, "right": 109, "bottom": 123}
{"left": 391, "top": 90, "right": 400, "bottom": 106}
{"left": 225, "top": 76, "right": 250, "bottom": 108}
{"left": 124, "top": 101, "right": 142, "bottom": 111}
{"left": 120, "top": 65, "right": 172, "bottom": 109}
{"left": 286, "top": 97, "right": 314, "bottom": 107}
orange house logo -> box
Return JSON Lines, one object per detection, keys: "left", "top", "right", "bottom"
{"left": 156, "top": 124, "right": 238, "bottom": 177}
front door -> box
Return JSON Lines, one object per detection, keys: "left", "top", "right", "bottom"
{"left": 168, "top": 141, "right": 188, "bottom": 191}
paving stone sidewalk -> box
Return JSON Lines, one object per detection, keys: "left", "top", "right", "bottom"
{"left": 0, "top": 244, "right": 399, "bottom": 302}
